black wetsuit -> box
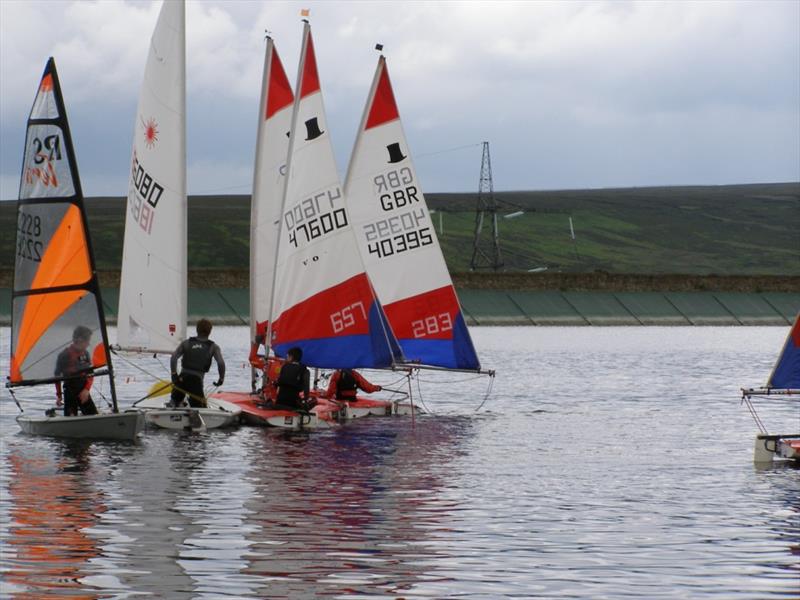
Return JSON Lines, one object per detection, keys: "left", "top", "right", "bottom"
{"left": 276, "top": 361, "right": 310, "bottom": 409}
{"left": 170, "top": 336, "right": 225, "bottom": 408}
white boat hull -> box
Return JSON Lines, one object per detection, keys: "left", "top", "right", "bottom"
{"left": 16, "top": 411, "right": 145, "bottom": 441}
{"left": 134, "top": 397, "right": 241, "bottom": 431}
{"left": 754, "top": 433, "right": 800, "bottom": 463}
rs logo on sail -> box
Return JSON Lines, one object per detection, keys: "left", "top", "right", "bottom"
{"left": 25, "top": 134, "right": 62, "bottom": 188}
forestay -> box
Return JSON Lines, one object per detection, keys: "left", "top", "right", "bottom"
{"left": 270, "top": 23, "right": 399, "bottom": 368}
{"left": 344, "top": 56, "right": 480, "bottom": 370}
{"left": 117, "top": 0, "right": 186, "bottom": 353}
{"left": 250, "top": 37, "right": 293, "bottom": 337}
{"left": 10, "top": 58, "right": 115, "bottom": 395}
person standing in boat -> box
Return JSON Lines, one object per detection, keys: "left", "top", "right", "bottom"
{"left": 54, "top": 325, "right": 99, "bottom": 417}
{"left": 325, "top": 369, "right": 381, "bottom": 402}
{"left": 169, "top": 318, "right": 225, "bottom": 408}
{"left": 275, "top": 347, "right": 313, "bottom": 411}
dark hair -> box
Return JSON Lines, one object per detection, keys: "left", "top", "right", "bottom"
{"left": 287, "top": 347, "right": 302, "bottom": 362}
{"left": 196, "top": 318, "right": 213, "bottom": 337}
{"left": 73, "top": 325, "right": 92, "bottom": 342}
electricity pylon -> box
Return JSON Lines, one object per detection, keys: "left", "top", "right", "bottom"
{"left": 470, "top": 141, "right": 503, "bottom": 271}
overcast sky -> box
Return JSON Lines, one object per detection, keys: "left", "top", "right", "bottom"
{"left": 1, "top": 0, "right": 798, "bottom": 200}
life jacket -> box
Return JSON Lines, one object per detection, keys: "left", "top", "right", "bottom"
{"left": 336, "top": 369, "right": 358, "bottom": 398}
{"left": 276, "top": 362, "right": 308, "bottom": 406}
{"left": 181, "top": 337, "right": 214, "bottom": 373}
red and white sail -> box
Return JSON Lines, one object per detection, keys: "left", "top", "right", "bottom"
{"left": 269, "top": 23, "right": 398, "bottom": 368}
{"left": 117, "top": 0, "right": 186, "bottom": 353}
{"left": 10, "top": 58, "right": 116, "bottom": 403}
{"left": 250, "top": 38, "right": 293, "bottom": 339}
{"left": 344, "top": 56, "right": 480, "bottom": 370}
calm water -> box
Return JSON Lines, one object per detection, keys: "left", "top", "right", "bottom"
{"left": 0, "top": 326, "right": 798, "bottom": 599}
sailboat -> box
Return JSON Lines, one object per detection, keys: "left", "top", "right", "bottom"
{"left": 212, "top": 23, "right": 404, "bottom": 428}
{"left": 344, "top": 52, "right": 492, "bottom": 377}
{"left": 116, "top": 0, "right": 239, "bottom": 430}
{"left": 741, "top": 314, "right": 800, "bottom": 462}
{"left": 7, "top": 58, "right": 144, "bottom": 441}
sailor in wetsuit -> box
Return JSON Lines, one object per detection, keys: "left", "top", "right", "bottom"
{"left": 169, "top": 318, "right": 225, "bottom": 408}
{"left": 54, "top": 325, "right": 99, "bottom": 416}
{"left": 325, "top": 369, "right": 382, "bottom": 401}
{"left": 275, "top": 346, "right": 314, "bottom": 411}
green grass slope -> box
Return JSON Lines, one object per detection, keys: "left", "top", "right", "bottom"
{"left": 1, "top": 182, "right": 797, "bottom": 275}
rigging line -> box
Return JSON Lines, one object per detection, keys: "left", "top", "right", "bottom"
{"left": 474, "top": 373, "right": 495, "bottom": 412}
{"left": 414, "top": 372, "right": 433, "bottom": 415}
{"left": 8, "top": 387, "right": 24, "bottom": 413}
{"left": 417, "top": 374, "right": 486, "bottom": 384}
{"left": 415, "top": 142, "right": 482, "bottom": 159}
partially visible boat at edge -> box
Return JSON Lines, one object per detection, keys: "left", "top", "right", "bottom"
{"left": 741, "top": 313, "right": 800, "bottom": 462}
{"left": 7, "top": 57, "right": 143, "bottom": 441}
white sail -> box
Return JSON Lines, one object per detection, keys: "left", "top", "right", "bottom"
{"left": 117, "top": 0, "right": 186, "bottom": 353}
{"left": 250, "top": 38, "right": 294, "bottom": 338}
{"left": 269, "top": 23, "right": 398, "bottom": 369}
{"left": 344, "top": 56, "right": 480, "bottom": 370}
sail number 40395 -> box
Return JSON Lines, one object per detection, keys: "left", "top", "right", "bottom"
{"left": 331, "top": 301, "right": 367, "bottom": 333}
{"left": 411, "top": 313, "right": 453, "bottom": 338}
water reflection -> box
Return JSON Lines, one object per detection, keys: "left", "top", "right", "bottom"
{"left": 241, "top": 416, "right": 471, "bottom": 597}
{"left": 5, "top": 440, "right": 104, "bottom": 599}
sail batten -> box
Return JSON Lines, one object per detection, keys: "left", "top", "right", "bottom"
{"left": 344, "top": 56, "right": 480, "bottom": 370}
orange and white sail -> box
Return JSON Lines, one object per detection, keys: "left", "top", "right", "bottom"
{"left": 250, "top": 37, "right": 294, "bottom": 339}
{"left": 344, "top": 56, "right": 480, "bottom": 370}
{"left": 10, "top": 58, "right": 115, "bottom": 395}
{"left": 269, "top": 22, "right": 399, "bottom": 368}
{"left": 117, "top": 0, "right": 186, "bottom": 353}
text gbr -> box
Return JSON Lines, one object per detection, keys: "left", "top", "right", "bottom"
{"left": 366, "top": 167, "right": 433, "bottom": 258}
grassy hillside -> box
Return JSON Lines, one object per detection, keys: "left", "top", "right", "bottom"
{"left": 1, "top": 182, "right": 797, "bottom": 275}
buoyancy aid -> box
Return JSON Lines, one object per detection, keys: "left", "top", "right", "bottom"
{"left": 336, "top": 369, "right": 358, "bottom": 398}
{"left": 277, "top": 362, "right": 308, "bottom": 406}
{"left": 181, "top": 337, "right": 214, "bottom": 373}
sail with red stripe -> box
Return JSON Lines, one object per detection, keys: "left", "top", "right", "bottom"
{"left": 250, "top": 37, "right": 293, "bottom": 338}
{"left": 767, "top": 313, "right": 800, "bottom": 390}
{"left": 9, "top": 58, "right": 115, "bottom": 393}
{"left": 269, "top": 23, "right": 399, "bottom": 368}
{"left": 344, "top": 56, "right": 480, "bottom": 370}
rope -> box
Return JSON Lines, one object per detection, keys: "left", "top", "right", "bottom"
{"left": 741, "top": 392, "right": 768, "bottom": 434}
{"left": 474, "top": 373, "right": 495, "bottom": 412}
{"left": 112, "top": 349, "right": 208, "bottom": 405}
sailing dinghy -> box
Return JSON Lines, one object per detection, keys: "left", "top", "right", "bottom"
{"left": 741, "top": 314, "right": 800, "bottom": 462}
{"left": 344, "top": 53, "right": 494, "bottom": 386}
{"left": 212, "top": 23, "right": 405, "bottom": 427}
{"left": 117, "top": 0, "right": 239, "bottom": 430}
{"left": 208, "top": 34, "right": 340, "bottom": 429}
{"left": 7, "top": 58, "right": 144, "bottom": 441}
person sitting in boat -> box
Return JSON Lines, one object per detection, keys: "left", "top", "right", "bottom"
{"left": 325, "top": 369, "right": 382, "bottom": 402}
{"left": 54, "top": 325, "right": 99, "bottom": 417}
{"left": 169, "top": 318, "right": 225, "bottom": 408}
{"left": 275, "top": 346, "right": 315, "bottom": 411}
